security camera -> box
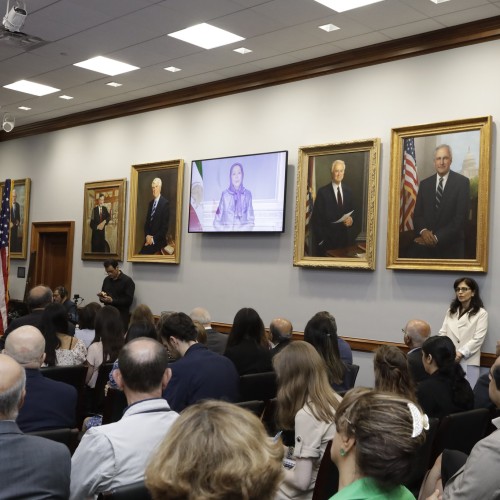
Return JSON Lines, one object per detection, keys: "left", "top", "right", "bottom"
{"left": 2, "top": 1, "right": 26, "bottom": 33}
{"left": 2, "top": 113, "right": 15, "bottom": 133}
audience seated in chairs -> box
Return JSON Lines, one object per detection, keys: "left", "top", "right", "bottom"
{"left": 190, "top": 307, "right": 228, "bottom": 354}
{"left": 71, "top": 338, "right": 179, "bottom": 499}
{"left": 417, "top": 336, "right": 474, "bottom": 419}
{"left": 40, "top": 303, "right": 87, "bottom": 366}
{"left": 4, "top": 325, "right": 77, "bottom": 432}
{"left": 269, "top": 317, "right": 293, "bottom": 356}
{"left": 421, "top": 355, "right": 500, "bottom": 499}
{"left": 403, "top": 319, "right": 432, "bottom": 383}
{"left": 273, "top": 341, "right": 342, "bottom": 500}
{"left": 304, "top": 311, "right": 352, "bottom": 392}
{"left": 145, "top": 400, "right": 284, "bottom": 500}
{"left": 374, "top": 345, "right": 417, "bottom": 401}
{"left": 129, "top": 303, "right": 155, "bottom": 328}
{"left": 0, "top": 353, "right": 71, "bottom": 499}
{"left": 330, "top": 388, "right": 427, "bottom": 499}
{"left": 224, "top": 307, "right": 273, "bottom": 375}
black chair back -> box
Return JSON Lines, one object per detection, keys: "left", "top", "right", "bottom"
{"left": 90, "top": 362, "right": 115, "bottom": 414}
{"left": 235, "top": 400, "right": 266, "bottom": 417}
{"left": 311, "top": 441, "right": 339, "bottom": 500}
{"left": 102, "top": 388, "right": 128, "bottom": 425}
{"left": 27, "top": 427, "right": 79, "bottom": 455}
{"left": 343, "top": 363, "right": 360, "bottom": 390}
{"left": 97, "top": 481, "right": 151, "bottom": 499}
{"left": 41, "top": 365, "right": 87, "bottom": 428}
{"left": 431, "top": 407, "right": 490, "bottom": 463}
{"left": 239, "top": 371, "right": 277, "bottom": 402}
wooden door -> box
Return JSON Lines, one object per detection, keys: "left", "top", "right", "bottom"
{"left": 29, "top": 222, "right": 75, "bottom": 295}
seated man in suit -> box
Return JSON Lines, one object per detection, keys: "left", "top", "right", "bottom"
{"left": 140, "top": 177, "right": 169, "bottom": 255}
{"left": 4, "top": 325, "right": 77, "bottom": 432}
{"left": 0, "top": 353, "right": 71, "bottom": 499}
{"left": 160, "top": 312, "right": 239, "bottom": 413}
{"left": 269, "top": 317, "right": 293, "bottom": 356}
{"left": 190, "top": 307, "right": 228, "bottom": 355}
{"left": 403, "top": 318, "right": 431, "bottom": 383}
{"left": 70, "top": 337, "right": 179, "bottom": 499}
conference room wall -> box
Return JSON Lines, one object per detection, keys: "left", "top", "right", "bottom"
{"left": 1, "top": 40, "right": 497, "bottom": 387}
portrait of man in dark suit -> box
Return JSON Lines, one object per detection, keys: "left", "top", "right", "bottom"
{"left": 140, "top": 177, "right": 169, "bottom": 255}
{"left": 311, "top": 160, "right": 355, "bottom": 256}
{"left": 410, "top": 144, "right": 470, "bottom": 259}
{"left": 90, "top": 193, "right": 111, "bottom": 253}
{"left": 10, "top": 188, "right": 21, "bottom": 252}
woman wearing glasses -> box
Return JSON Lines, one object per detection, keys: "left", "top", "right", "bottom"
{"left": 438, "top": 277, "right": 487, "bottom": 387}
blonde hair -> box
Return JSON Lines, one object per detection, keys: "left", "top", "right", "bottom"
{"left": 273, "top": 341, "right": 340, "bottom": 429}
{"left": 335, "top": 388, "right": 426, "bottom": 489}
{"left": 145, "top": 400, "right": 284, "bottom": 500}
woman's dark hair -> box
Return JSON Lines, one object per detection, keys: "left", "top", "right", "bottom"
{"left": 40, "top": 303, "right": 68, "bottom": 366}
{"left": 374, "top": 346, "right": 416, "bottom": 402}
{"left": 449, "top": 277, "right": 483, "bottom": 317}
{"left": 94, "top": 305, "right": 124, "bottom": 362}
{"left": 126, "top": 321, "right": 158, "bottom": 343}
{"left": 226, "top": 308, "right": 267, "bottom": 349}
{"left": 304, "top": 311, "right": 345, "bottom": 386}
{"left": 78, "top": 302, "right": 101, "bottom": 330}
{"left": 422, "top": 336, "right": 472, "bottom": 409}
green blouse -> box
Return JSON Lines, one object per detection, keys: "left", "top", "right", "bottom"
{"left": 330, "top": 477, "right": 415, "bottom": 500}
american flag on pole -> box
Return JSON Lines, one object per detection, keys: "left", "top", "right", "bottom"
{"left": 0, "top": 179, "right": 11, "bottom": 336}
{"left": 400, "top": 138, "right": 419, "bottom": 231}
{"left": 304, "top": 157, "right": 315, "bottom": 255}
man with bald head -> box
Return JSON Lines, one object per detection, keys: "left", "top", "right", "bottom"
{"left": 0, "top": 353, "right": 71, "bottom": 499}
{"left": 71, "top": 337, "right": 179, "bottom": 499}
{"left": 190, "top": 307, "right": 228, "bottom": 355}
{"left": 403, "top": 319, "right": 431, "bottom": 383}
{"left": 269, "top": 317, "right": 293, "bottom": 356}
{"left": 4, "top": 325, "right": 77, "bottom": 432}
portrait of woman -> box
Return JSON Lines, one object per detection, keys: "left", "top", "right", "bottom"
{"left": 213, "top": 162, "right": 255, "bottom": 231}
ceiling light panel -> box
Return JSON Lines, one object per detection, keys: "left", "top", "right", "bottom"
{"left": 3, "top": 80, "right": 60, "bottom": 96}
{"left": 234, "top": 47, "right": 252, "bottom": 54}
{"left": 168, "top": 23, "right": 244, "bottom": 50}
{"left": 319, "top": 24, "right": 340, "bottom": 32}
{"left": 74, "top": 56, "right": 139, "bottom": 76}
{"left": 314, "top": 0, "right": 384, "bottom": 12}
{"left": 164, "top": 66, "right": 181, "bottom": 72}
{"left": 430, "top": 0, "right": 451, "bottom": 3}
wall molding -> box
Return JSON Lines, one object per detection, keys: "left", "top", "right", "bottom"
{"left": 2, "top": 15, "right": 500, "bottom": 142}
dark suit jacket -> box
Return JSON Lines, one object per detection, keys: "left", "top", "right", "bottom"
{"left": 90, "top": 205, "right": 111, "bottom": 252}
{"left": 163, "top": 343, "right": 239, "bottom": 412}
{"left": 205, "top": 328, "right": 228, "bottom": 355}
{"left": 311, "top": 182, "right": 354, "bottom": 255}
{"left": 224, "top": 338, "right": 273, "bottom": 375}
{"left": 412, "top": 170, "right": 470, "bottom": 258}
{"left": 4, "top": 309, "right": 75, "bottom": 338}
{"left": 0, "top": 420, "right": 71, "bottom": 499}
{"left": 141, "top": 195, "right": 169, "bottom": 254}
{"left": 16, "top": 369, "right": 77, "bottom": 432}
{"left": 407, "top": 347, "right": 430, "bottom": 383}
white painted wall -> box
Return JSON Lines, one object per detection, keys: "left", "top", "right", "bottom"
{"left": 1, "top": 41, "right": 498, "bottom": 390}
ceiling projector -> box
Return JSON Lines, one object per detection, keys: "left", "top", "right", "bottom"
{"left": 2, "top": 1, "right": 26, "bottom": 33}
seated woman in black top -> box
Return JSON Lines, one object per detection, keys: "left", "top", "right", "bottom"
{"left": 417, "top": 336, "right": 474, "bottom": 419}
{"left": 224, "top": 307, "right": 273, "bottom": 375}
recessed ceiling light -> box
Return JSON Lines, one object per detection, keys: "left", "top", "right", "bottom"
{"left": 106, "top": 82, "right": 122, "bottom": 87}
{"left": 164, "top": 66, "right": 181, "bottom": 72}
{"left": 314, "top": 0, "right": 384, "bottom": 12}
{"left": 3, "top": 80, "right": 60, "bottom": 96}
{"left": 234, "top": 47, "right": 252, "bottom": 54}
{"left": 168, "top": 23, "right": 244, "bottom": 50}
{"left": 59, "top": 95, "right": 74, "bottom": 100}
{"left": 319, "top": 24, "right": 340, "bottom": 32}
{"left": 74, "top": 56, "right": 139, "bottom": 76}
{"left": 18, "top": 106, "right": 31, "bottom": 111}
{"left": 429, "top": 0, "right": 450, "bottom": 3}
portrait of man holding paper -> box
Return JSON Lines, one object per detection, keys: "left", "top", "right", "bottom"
{"left": 308, "top": 152, "right": 369, "bottom": 258}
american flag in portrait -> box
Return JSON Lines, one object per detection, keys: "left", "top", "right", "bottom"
{"left": 400, "top": 138, "right": 419, "bottom": 232}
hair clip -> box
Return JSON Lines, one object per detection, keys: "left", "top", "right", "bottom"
{"left": 407, "top": 402, "right": 429, "bottom": 438}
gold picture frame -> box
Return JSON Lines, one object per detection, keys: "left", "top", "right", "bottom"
{"left": 386, "top": 116, "right": 492, "bottom": 272}
{"left": 82, "top": 179, "right": 127, "bottom": 261}
{"left": 293, "top": 139, "right": 380, "bottom": 270}
{"left": 1, "top": 178, "right": 31, "bottom": 260}
{"left": 128, "top": 159, "right": 184, "bottom": 264}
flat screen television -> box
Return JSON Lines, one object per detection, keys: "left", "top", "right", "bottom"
{"left": 188, "top": 150, "right": 288, "bottom": 233}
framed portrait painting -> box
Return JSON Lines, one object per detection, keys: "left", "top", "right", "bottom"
{"left": 127, "top": 159, "right": 184, "bottom": 264}
{"left": 386, "top": 116, "right": 492, "bottom": 272}
{"left": 82, "top": 179, "right": 127, "bottom": 261}
{"left": 293, "top": 139, "right": 380, "bottom": 270}
{"left": 1, "top": 178, "right": 31, "bottom": 260}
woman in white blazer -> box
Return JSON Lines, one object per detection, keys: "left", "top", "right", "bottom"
{"left": 439, "top": 277, "right": 487, "bottom": 387}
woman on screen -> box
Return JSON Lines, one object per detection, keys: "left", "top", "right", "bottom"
{"left": 214, "top": 162, "right": 255, "bottom": 231}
